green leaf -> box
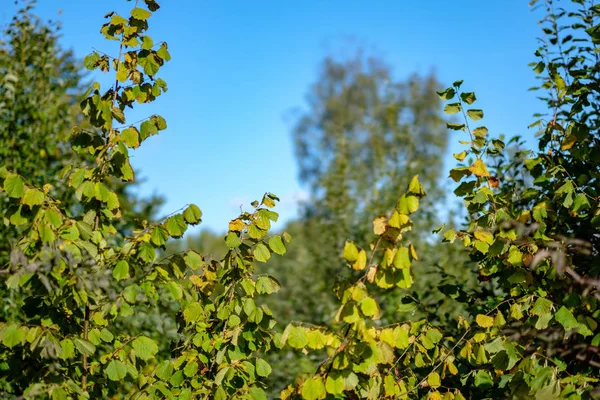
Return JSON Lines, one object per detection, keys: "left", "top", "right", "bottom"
{"left": 73, "top": 338, "right": 96, "bottom": 357}
{"left": 444, "top": 102, "right": 461, "bottom": 115}
{"left": 184, "top": 361, "right": 198, "bottom": 377}
{"left": 325, "top": 373, "right": 345, "bottom": 394}
{"left": 184, "top": 302, "right": 203, "bottom": 323}
{"left": 554, "top": 306, "right": 579, "bottom": 330}
{"left": 106, "top": 360, "right": 127, "bottom": 381}
{"left": 449, "top": 167, "right": 472, "bottom": 182}
{"left": 166, "top": 281, "right": 183, "bottom": 300}
{"left": 268, "top": 235, "right": 286, "bottom": 255}
{"left": 360, "top": 297, "right": 379, "bottom": 317}
{"left": 473, "top": 126, "right": 488, "bottom": 138}
{"left": 83, "top": 52, "right": 101, "bottom": 69}
{"left": 507, "top": 246, "right": 523, "bottom": 266}
{"left": 157, "top": 43, "right": 171, "bottom": 61}
{"left": 155, "top": 360, "right": 173, "bottom": 380}
{"left": 9, "top": 207, "right": 28, "bottom": 226}
{"left": 256, "top": 358, "right": 272, "bottom": 377}
{"left": 533, "top": 61, "right": 545, "bottom": 74}
{"left": 397, "top": 302, "right": 417, "bottom": 313}
{"left": 396, "top": 195, "right": 419, "bottom": 214}
{"left": 4, "top": 174, "right": 24, "bottom": 198}
{"left": 254, "top": 243, "right": 271, "bottom": 263}
{"left": 436, "top": 87, "right": 455, "bottom": 100}
{"left": 301, "top": 376, "right": 326, "bottom": 400}
{"left": 426, "top": 329, "right": 443, "bottom": 344}
{"left": 44, "top": 209, "right": 63, "bottom": 227}
{"left": 393, "top": 247, "right": 411, "bottom": 269}
{"left": 446, "top": 123, "right": 466, "bottom": 131}
{"left": 140, "top": 119, "right": 158, "bottom": 140}
{"left": 137, "top": 242, "right": 156, "bottom": 262}
{"left": 428, "top": 372, "right": 441, "bottom": 389}
{"left": 248, "top": 223, "right": 266, "bottom": 239}
{"left": 150, "top": 226, "right": 169, "bottom": 246}
{"left": 112, "top": 260, "right": 130, "bottom": 281}
{"left": 225, "top": 232, "right": 242, "bottom": 248}
{"left": 121, "top": 127, "right": 140, "bottom": 148}
{"left": 342, "top": 241, "right": 358, "bottom": 262}
{"left": 164, "top": 214, "right": 187, "bottom": 238}
{"left": 132, "top": 336, "right": 158, "bottom": 361}
{"left": 461, "top": 92, "right": 477, "bottom": 104}
{"left": 256, "top": 275, "right": 281, "bottom": 294}
{"left": 2, "top": 324, "right": 25, "bottom": 348}
{"left": 184, "top": 250, "right": 203, "bottom": 269}
{"left": 183, "top": 204, "right": 202, "bottom": 224}
{"left": 394, "top": 326, "right": 409, "bottom": 349}
{"left": 39, "top": 224, "right": 55, "bottom": 243}
{"left": 100, "top": 328, "right": 114, "bottom": 343}
{"left": 573, "top": 193, "right": 591, "bottom": 212}
{"left": 22, "top": 188, "right": 44, "bottom": 207}
{"left": 142, "top": 35, "right": 154, "bottom": 50}
{"left": 474, "top": 370, "right": 493, "bottom": 388}
{"left": 341, "top": 302, "right": 360, "bottom": 323}
{"left": 307, "top": 330, "right": 326, "bottom": 350}
{"left": 170, "top": 370, "right": 184, "bottom": 387}
{"left": 59, "top": 339, "right": 75, "bottom": 360}
{"left": 531, "top": 297, "right": 553, "bottom": 317}
{"left": 287, "top": 326, "right": 308, "bottom": 349}
{"left": 467, "top": 109, "right": 484, "bottom": 120}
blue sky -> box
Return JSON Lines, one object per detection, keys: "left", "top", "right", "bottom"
{"left": 3, "top": 1, "right": 543, "bottom": 232}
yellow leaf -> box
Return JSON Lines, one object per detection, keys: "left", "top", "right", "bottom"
{"left": 429, "top": 391, "right": 442, "bottom": 400}
{"left": 229, "top": 218, "right": 245, "bottom": 232}
{"left": 366, "top": 266, "right": 377, "bottom": 283}
{"left": 518, "top": 210, "right": 531, "bottom": 223}
{"left": 561, "top": 134, "right": 577, "bottom": 150}
{"left": 408, "top": 243, "right": 418, "bottom": 260}
{"left": 189, "top": 275, "right": 203, "bottom": 287}
{"left": 473, "top": 230, "right": 493, "bottom": 245}
{"left": 353, "top": 249, "right": 367, "bottom": 271}
{"left": 407, "top": 175, "right": 425, "bottom": 197}
{"left": 388, "top": 211, "right": 410, "bottom": 228}
{"left": 475, "top": 314, "right": 494, "bottom": 328}
{"left": 372, "top": 215, "right": 387, "bottom": 235}
{"left": 469, "top": 159, "right": 490, "bottom": 177}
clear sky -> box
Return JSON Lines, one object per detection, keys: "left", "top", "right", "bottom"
{"left": 2, "top": 1, "right": 544, "bottom": 232}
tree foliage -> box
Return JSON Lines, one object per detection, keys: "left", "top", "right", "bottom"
{"left": 0, "top": 2, "right": 286, "bottom": 398}
{"left": 1, "top": 0, "right": 599, "bottom": 399}
{"left": 277, "top": 1, "right": 600, "bottom": 398}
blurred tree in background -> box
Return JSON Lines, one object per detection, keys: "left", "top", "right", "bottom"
{"left": 269, "top": 53, "right": 450, "bottom": 323}
{"left": 258, "top": 52, "right": 474, "bottom": 394}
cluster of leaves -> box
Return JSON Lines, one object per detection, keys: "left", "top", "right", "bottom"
{"left": 0, "top": 1, "right": 288, "bottom": 399}
{"left": 278, "top": 177, "right": 460, "bottom": 399}
{"left": 275, "top": 0, "right": 600, "bottom": 398}
{"left": 2, "top": 0, "right": 599, "bottom": 398}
